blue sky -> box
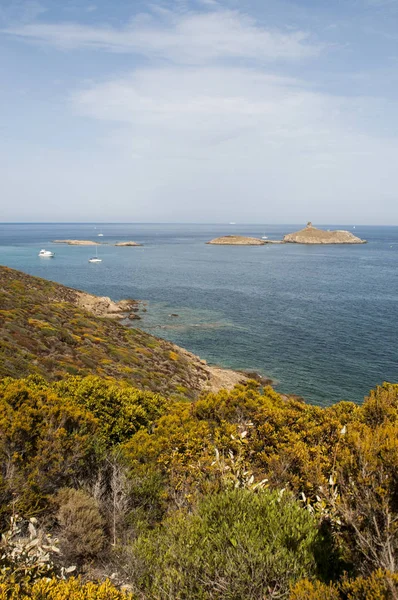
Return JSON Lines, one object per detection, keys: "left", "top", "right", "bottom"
{"left": 1, "top": 0, "right": 398, "bottom": 223}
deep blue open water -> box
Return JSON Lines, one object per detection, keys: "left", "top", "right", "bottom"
{"left": 0, "top": 223, "right": 397, "bottom": 406}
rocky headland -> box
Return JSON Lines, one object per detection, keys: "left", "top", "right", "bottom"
{"left": 283, "top": 222, "right": 366, "bottom": 244}
{"left": 207, "top": 235, "right": 265, "bottom": 245}
{"left": 0, "top": 265, "right": 249, "bottom": 396}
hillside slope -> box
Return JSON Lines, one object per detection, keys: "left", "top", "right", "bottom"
{"left": 0, "top": 266, "right": 245, "bottom": 399}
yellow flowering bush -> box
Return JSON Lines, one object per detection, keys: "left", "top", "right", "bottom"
{"left": 0, "top": 578, "right": 135, "bottom": 599}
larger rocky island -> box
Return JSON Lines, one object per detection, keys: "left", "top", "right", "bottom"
{"left": 283, "top": 222, "right": 366, "bottom": 244}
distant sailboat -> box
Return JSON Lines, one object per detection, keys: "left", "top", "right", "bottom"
{"left": 98, "top": 227, "right": 104, "bottom": 237}
{"left": 88, "top": 246, "right": 102, "bottom": 263}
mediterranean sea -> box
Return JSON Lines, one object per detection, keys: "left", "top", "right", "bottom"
{"left": 0, "top": 222, "right": 397, "bottom": 406}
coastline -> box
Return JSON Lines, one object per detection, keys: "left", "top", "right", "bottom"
{"left": 168, "top": 344, "right": 251, "bottom": 392}
{"left": 45, "top": 280, "right": 255, "bottom": 393}
{"left": 126, "top": 305, "right": 274, "bottom": 392}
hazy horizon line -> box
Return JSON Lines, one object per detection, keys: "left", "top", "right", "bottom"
{"left": 0, "top": 221, "right": 396, "bottom": 227}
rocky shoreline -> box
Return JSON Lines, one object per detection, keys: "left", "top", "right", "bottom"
{"left": 51, "top": 284, "right": 256, "bottom": 393}
{"left": 93, "top": 297, "right": 275, "bottom": 391}
{"left": 120, "top": 302, "right": 273, "bottom": 391}
{"left": 73, "top": 291, "right": 141, "bottom": 320}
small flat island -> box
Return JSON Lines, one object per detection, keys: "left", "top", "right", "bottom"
{"left": 283, "top": 222, "right": 366, "bottom": 244}
{"left": 114, "top": 241, "right": 142, "bottom": 246}
{"left": 53, "top": 239, "right": 99, "bottom": 245}
{"left": 207, "top": 235, "right": 265, "bottom": 245}
{"left": 53, "top": 239, "right": 142, "bottom": 246}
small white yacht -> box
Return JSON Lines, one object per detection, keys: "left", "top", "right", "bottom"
{"left": 262, "top": 236, "right": 268, "bottom": 240}
{"left": 88, "top": 246, "right": 102, "bottom": 263}
{"left": 38, "top": 249, "right": 54, "bottom": 258}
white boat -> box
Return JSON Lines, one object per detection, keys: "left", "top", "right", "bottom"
{"left": 88, "top": 246, "right": 102, "bottom": 263}
{"left": 262, "top": 236, "right": 268, "bottom": 240}
{"left": 98, "top": 228, "right": 104, "bottom": 237}
{"left": 38, "top": 249, "right": 54, "bottom": 257}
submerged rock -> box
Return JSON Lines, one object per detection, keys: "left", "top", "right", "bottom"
{"left": 128, "top": 313, "right": 141, "bottom": 320}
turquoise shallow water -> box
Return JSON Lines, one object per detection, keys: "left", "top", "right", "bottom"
{"left": 0, "top": 223, "right": 397, "bottom": 406}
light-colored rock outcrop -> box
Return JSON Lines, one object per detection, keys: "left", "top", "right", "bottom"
{"left": 283, "top": 222, "right": 366, "bottom": 244}
{"left": 207, "top": 235, "right": 265, "bottom": 245}
{"left": 169, "top": 344, "right": 249, "bottom": 392}
{"left": 66, "top": 291, "right": 139, "bottom": 319}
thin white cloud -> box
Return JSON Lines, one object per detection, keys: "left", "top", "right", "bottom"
{"left": 68, "top": 64, "right": 398, "bottom": 223}
{"left": 2, "top": 3, "right": 398, "bottom": 223}
{"left": 3, "top": 9, "right": 320, "bottom": 63}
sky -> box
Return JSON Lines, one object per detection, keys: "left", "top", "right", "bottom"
{"left": 1, "top": 0, "right": 398, "bottom": 223}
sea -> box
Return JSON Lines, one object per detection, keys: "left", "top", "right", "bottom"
{"left": 0, "top": 222, "right": 397, "bottom": 407}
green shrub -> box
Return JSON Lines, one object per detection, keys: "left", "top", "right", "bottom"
{"left": 130, "top": 488, "right": 322, "bottom": 600}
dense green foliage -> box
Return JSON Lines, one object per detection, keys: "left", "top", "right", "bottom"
{"left": 0, "top": 375, "right": 170, "bottom": 522}
{"left": 1, "top": 267, "right": 398, "bottom": 598}
{"left": 2, "top": 374, "right": 398, "bottom": 597}
{"left": 131, "top": 488, "right": 321, "bottom": 599}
